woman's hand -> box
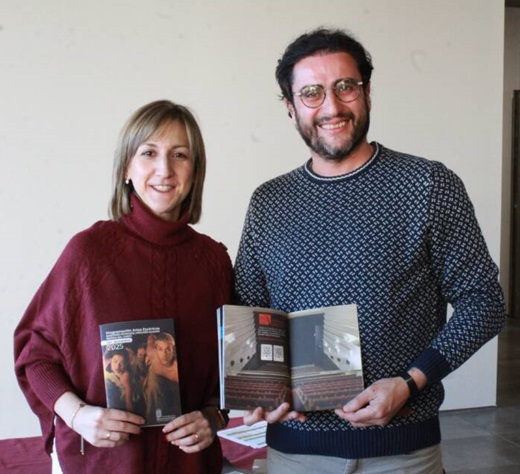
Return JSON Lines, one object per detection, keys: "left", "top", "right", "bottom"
{"left": 74, "top": 405, "right": 144, "bottom": 448}
{"left": 54, "top": 392, "right": 144, "bottom": 449}
{"left": 162, "top": 410, "right": 214, "bottom": 453}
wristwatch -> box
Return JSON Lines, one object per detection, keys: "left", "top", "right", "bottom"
{"left": 399, "top": 371, "right": 420, "bottom": 399}
{"left": 214, "top": 407, "right": 230, "bottom": 430}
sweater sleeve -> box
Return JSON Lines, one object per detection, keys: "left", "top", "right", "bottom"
{"left": 214, "top": 242, "right": 234, "bottom": 310}
{"left": 14, "top": 237, "right": 82, "bottom": 450}
{"left": 410, "top": 162, "right": 505, "bottom": 384}
{"left": 234, "top": 189, "right": 272, "bottom": 307}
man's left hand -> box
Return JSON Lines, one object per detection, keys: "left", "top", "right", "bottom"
{"left": 335, "top": 377, "right": 412, "bottom": 427}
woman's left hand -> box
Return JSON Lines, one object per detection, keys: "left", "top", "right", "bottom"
{"left": 162, "top": 409, "right": 214, "bottom": 453}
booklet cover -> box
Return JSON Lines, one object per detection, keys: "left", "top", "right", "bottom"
{"left": 99, "top": 318, "right": 181, "bottom": 426}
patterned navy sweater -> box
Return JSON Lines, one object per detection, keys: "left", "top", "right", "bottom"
{"left": 234, "top": 143, "right": 505, "bottom": 458}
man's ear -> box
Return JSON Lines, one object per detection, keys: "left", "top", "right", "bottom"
{"left": 285, "top": 99, "right": 296, "bottom": 122}
{"left": 365, "top": 82, "right": 371, "bottom": 111}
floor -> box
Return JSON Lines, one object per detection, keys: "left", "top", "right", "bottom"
{"left": 439, "top": 316, "right": 520, "bottom": 473}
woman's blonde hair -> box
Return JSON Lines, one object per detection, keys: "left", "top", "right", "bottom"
{"left": 109, "top": 100, "right": 206, "bottom": 223}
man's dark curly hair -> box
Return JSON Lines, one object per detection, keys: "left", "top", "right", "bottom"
{"left": 275, "top": 28, "right": 374, "bottom": 104}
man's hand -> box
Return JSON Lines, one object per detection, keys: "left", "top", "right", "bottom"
{"left": 243, "top": 402, "right": 306, "bottom": 425}
{"left": 335, "top": 377, "right": 412, "bottom": 427}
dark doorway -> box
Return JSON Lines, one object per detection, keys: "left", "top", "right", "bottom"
{"left": 510, "top": 90, "right": 520, "bottom": 319}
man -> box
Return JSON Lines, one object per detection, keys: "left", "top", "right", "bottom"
{"left": 234, "top": 28, "right": 505, "bottom": 473}
{"left": 132, "top": 343, "right": 148, "bottom": 384}
{"left": 144, "top": 332, "right": 181, "bottom": 424}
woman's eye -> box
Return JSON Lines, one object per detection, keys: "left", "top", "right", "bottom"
{"left": 140, "top": 150, "right": 153, "bottom": 157}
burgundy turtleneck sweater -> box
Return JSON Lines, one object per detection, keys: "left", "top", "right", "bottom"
{"left": 14, "top": 195, "right": 233, "bottom": 473}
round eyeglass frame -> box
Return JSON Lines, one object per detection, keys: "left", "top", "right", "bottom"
{"left": 294, "top": 79, "right": 364, "bottom": 109}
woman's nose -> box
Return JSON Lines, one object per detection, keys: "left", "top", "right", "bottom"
{"left": 155, "top": 155, "right": 174, "bottom": 177}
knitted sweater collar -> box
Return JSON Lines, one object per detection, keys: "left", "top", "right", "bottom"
{"left": 303, "top": 142, "right": 380, "bottom": 182}
{"left": 121, "top": 193, "right": 194, "bottom": 246}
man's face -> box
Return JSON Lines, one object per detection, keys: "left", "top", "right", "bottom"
{"left": 136, "top": 347, "right": 146, "bottom": 362}
{"left": 288, "top": 51, "right": 370, "bottom": 163}
{"left": 156, "top": 340, "right": 175, "bottom": 367}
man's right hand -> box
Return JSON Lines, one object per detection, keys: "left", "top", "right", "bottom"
{"left": 243, "top": 402, "right": 306, "bottom": 425}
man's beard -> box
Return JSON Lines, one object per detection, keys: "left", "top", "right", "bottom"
{"left": 295, "top": 104, "right": 370, "bottom": 162}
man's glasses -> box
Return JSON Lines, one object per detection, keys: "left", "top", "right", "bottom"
{"left": 294, "top": 78, "right": 364, "bottom": 109}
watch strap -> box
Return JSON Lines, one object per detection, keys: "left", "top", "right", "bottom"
{"left": 214, "top": 407, "right": 230, "bottom": 430}
{"left": 399, "top": 371, "right": 420, "bottom": 399}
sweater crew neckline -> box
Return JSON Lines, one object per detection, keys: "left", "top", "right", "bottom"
{"left": 303, "top": 142, "right": 380, "bottom": 183}
{"left": 120, "top": 193, "right": 193, "bottom": 246}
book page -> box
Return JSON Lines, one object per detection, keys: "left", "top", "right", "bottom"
{"left": 288, "top": 304, "right": 363, "bottom": 411}
{"left": 218, "top": 421, "right": 267, "bottom": 449}
{"left": 218, "top": 305, "right": 291, "bottom": 410}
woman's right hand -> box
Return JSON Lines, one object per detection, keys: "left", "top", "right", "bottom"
{"left": 73, "top": 405, "right": 145, "bottom": 448}
{"left": 54, "top": 391, "right": 145, "bottom": 449}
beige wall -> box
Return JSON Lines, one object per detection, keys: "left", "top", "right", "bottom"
{"left": 0, "top": 0, "right": 505, "bottom": 439}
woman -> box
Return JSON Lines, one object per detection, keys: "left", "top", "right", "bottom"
{"left": 14, "top": 100, "right": 232, "bottom": 473}
{"left": 104, "top": 350, "right": 136, "bottom": 412}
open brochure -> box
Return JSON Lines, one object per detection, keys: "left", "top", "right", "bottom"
{"left": 217, "top": 304, "right": 363, "bottom": 412}
{"left": 99, "top": 318, "right": 181, "bottom": 427}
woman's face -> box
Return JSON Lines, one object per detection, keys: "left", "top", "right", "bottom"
{"left": 125, "top": 120, "right": 194, "bottom": 222}
{"left": 110, "top": 354, "right": 126, "bottom": 375}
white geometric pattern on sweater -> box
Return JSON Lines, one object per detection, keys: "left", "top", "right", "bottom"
{"left": 235, "top": 143, "right": 505, "bottom": 434}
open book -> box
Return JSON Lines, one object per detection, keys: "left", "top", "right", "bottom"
{"left": 99, "top": 318, "right": 181, "bottom": 426}
{"left": 217, "top": 304, "right": 363, "bottom": 412}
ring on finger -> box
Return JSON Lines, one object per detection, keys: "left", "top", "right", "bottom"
{"left": 194, "top": 433, "right": 199, "bottom": 442}
{"left": 105, "top": 432, "right": 111, "bottom": 440}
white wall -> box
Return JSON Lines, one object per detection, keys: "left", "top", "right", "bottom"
{"left": 0, "top": 0, "right": 505, "bottom": 438}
